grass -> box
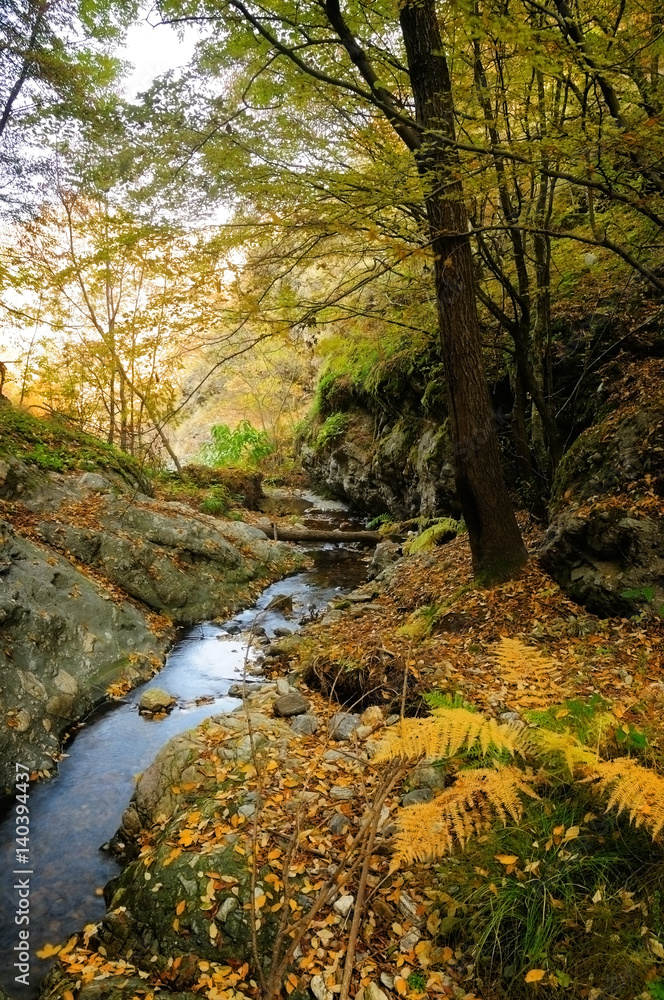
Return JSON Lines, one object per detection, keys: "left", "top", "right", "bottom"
{"left": 0, "top": 405, "right": 152, "bottom": 490}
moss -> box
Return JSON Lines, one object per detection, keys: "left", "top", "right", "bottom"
{"left": 313, "top": 411, "right": 351, "bottom": 451}
{"left": 0, "top": 405, "right": 152, "bottom": 492}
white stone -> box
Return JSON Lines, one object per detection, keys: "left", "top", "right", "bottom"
{"left": 367, "top": 983, "right": 389, "bottom": 1000}
{"left": 310, "top": 975, "right": 334, "bottom": 1000}
{"left": 333, "top": 894, "right": 354, "bottom": 917}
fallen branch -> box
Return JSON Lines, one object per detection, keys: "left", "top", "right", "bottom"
{"left": 270, "top": 525, "right": 383, "bottom": 544}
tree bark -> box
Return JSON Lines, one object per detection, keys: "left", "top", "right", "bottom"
{"left": 399, "top": 0, "right": 528, "bottom": 579}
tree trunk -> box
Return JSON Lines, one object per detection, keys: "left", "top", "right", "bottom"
{"left": 399, "top": 0, "right": 528, "bottom": 579}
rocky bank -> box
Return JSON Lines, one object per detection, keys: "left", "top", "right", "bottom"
{"left": 0, "top": 456, "right": 302, "bottom": 795}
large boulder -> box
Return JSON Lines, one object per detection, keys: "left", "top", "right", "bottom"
{"left": 302, "top": 410, "right": 457, "bottom": 518}
{"left": 541, "top": 362, "right": 664, "bottom": 616}
{"left": 0, "top": 520, "right": 170, "bottom": 794}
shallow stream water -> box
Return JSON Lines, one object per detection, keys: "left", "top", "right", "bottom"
{"left": 0, "top": 495, "right": 368, "bottom": 999}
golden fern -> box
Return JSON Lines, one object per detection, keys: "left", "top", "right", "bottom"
{"left": 583, "top": 758, "right": 664, "bottom": 840}
{"left": 372, "top": 709, "right": 525, "bottom": 764}
{"left": 392, "top": 765, "right": 540, "bottom": 864}
{"left": 520, "top": 728, "right": 600, "bottom": 775}
{"left": 493, "top": 637, "right": 562, "bottom": 710}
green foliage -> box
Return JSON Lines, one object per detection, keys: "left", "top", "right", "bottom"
{"left": 403, "top": 517, "right": 461, "bottom": 555}
{"left": 199, "top": 421, "right": 273, "bottom": 468}
{"left": 200, "top": 485, "right": 232, "bottom": 515}
{"left": 649, "top": 980, "right": 664, "bottom": 999}
{"left": 526, "top": 694, "right": 614, "bottom": 745}
{"left": 313, "top": 412, "right": 350, "bottom": 451}
{"left": 424, "top": 691, "right": 477, "bottom": 713}
{"left": 0, "top": 405, "right": 150, "bottom": 489}
{"left": 366, "top": 513, "right": 392, "bottom": 530}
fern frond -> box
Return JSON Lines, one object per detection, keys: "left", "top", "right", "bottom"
{"left": 583, "top": 758, "right": 664, "bottom": 839}
{"left": 403, "top": 518, "right": 460, "bottom": 555}
{"left": 521, "top": 728, "right": 600, "bottom": 775}
{"left": 493, "top": 637, "right": 562, "bottom": 710}
{"left": 372, "top": 709, "right": 526, "bottom": 764}
{"left": 392, "top": 765, "right": 540, "bottom": 863}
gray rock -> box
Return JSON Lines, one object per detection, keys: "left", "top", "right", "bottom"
{"left": 409, "top": 764, "right": 446, "bottom": 790}
{"left": 138, "top": 688, "right": 176, "bottom": 714}
{"left": 273, "top": 626, "right": 293, "bottom": 637}
{"left": 301, "top": 409, "right": 457, "bottom": 519}
{"left": 290, "top": 713, "right": 320, "bottom": 736}
{"left": 77, "top": 472, "right": 112, "bottom": 492}
{"left": 401, "top": 788, "right": 434, "bottom": 806}
{"left": 273, "top": 693, "right": 309, "bottom": 717}
{"left": 368, "top": 541, "right": 402, "bottom": 580}
{"left": 333, "top": 894, "right": 354, "bottom": 917}
{"left": 330, "top": 786, "right": 354, "bottom": 800}
{"left": 330, "top": 813, "right": 349, "bottom": 835}
{"left": 276, "top": 678, "right": 292, "bottom": 696}
{"left": 329, "top": 712, "right": 361, "bottom": 741}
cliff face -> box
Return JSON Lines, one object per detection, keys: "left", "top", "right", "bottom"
{"left": 302, "top": 409, "right": 458, "bottom": 519}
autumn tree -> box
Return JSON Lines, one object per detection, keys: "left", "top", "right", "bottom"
{"left": 148, "top": 0, "right": 529, "bottom": 578}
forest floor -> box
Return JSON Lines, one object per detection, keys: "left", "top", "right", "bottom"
{"left": 40, "top": 511, "right": 664, "bottom": 1000}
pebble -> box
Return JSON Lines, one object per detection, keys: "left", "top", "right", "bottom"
{"left": 273, "top": 627, "right": 293, "bottom": 637}
{"left": 397, "top": 890, "right": 420, "bottom": 922}
{"left": 366, "top": 984, "right": 389, "bottom": 1000}
{"left": 330, "top": 786, "right": 354, "bottom": 800}
{"left": 401, "top": 788, "right": 434, "bottom": 806}
{"left": 385, "top": 714, "right": 400, "bottom": 726}
{"left": 276, "top": 678, "right": 292, "bottom": 696}
{"left": 310, "top": 975, "right": 334, "bottom": 1000}
{"left": 290, "top": 714, "right": 320, "bottom": 736}
{"left": 328, "top": 712, "right": 361, "bottom": 741}
{"left": 330, "top": 813, "right": 349, "bottom": 835}
{"left": 333, "top": 894, "right": 354, "bottom": 917}
{"left": 273, "top": 693, "right": 310, "bottom": 717}
{"left": 380, "top": 973, "right": 394, "bottom": 990}
{"left": 400, "top": 927, "right": 422, "bottom": 951}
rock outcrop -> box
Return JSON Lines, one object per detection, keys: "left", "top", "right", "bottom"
{"left": 302, "top": 410, "right": 457, "bottom": 519}
{"left": 0, "top": 463, "right": 303, "bottom": 794}
{"left": 540, "top": 358, "right": 664, "bottom": 616}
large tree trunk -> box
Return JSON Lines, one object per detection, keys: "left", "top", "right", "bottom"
{"left": 399, "top": 0, "right": 528, "bottom": 579}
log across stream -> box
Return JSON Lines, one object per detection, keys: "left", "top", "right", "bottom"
{"left": 0, "top": 494, "right": 371, "bottom": 999}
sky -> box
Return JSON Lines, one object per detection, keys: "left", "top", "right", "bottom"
{"left": 121, "top": 17, "right": 201, "bottom": 97}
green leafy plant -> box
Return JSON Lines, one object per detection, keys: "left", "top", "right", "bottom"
{"left": 313, "top": 412, "right": 350, "bottom": 451}
{"left": 200, "top": 420, "right": 273, "bottom": 468}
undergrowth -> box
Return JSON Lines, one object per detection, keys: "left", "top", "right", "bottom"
{"left": 0, "top": 405, "right": 151, "bottom": 491}
{"left": 376, "top": 637, "right": 664, "bottom": 997}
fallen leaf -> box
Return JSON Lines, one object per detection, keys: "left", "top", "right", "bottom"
{"left": 524, "top": 969, "right": 545, "bottom": 983}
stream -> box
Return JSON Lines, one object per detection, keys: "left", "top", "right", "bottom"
{"left": 0, "top": 494, "right": 369, "bottom": 999}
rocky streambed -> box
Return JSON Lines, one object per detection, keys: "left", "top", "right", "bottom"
{"left": 0, "top": 475, "right": 379, "bottom": 999}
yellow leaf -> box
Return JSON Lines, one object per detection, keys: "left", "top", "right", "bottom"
{"left": 63, "top": 992, "right": 74, "bottom": 1000}
{"left": 524, "top": 969, "right": 546, "bottom": 983}
{"left": 394, "top": 977, "right": 408, "bottom": 995}
{"left": 255, "top": 894, "right": 267, "bottom": 909}
{"left": 209, "top": 922, "right": 218, "bottom": 940}
{"left": 179, "top": 829, "right": 194, "bottom": 847}
{"left": 441, "top": 946, "right": 453, "bottom": 962}
{"left": 563, "top": 826, "right": 580, "bottom": 841}
{"left": 36, "top": 943, "right": 62, "bottom": 959}
{"left": 176, "top": 899, "right": 186, "bottom": 915}
{"left": 495, "top": 854, "right": 518, "bottom": 865}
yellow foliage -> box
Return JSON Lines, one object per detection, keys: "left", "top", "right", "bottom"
{"left": 584, "top": 757, "right": 664, "bottom": 840}
{"left": 392, "top": 766, "right": 540, "bottom": 863}
{"left": 521, "top": 728, "right": 599, "bottom": 774}
{"left": 493, "top": 637, "right": 561, "bottom": 709}
{"left": 372, "top": 709, "right": 525, "bottom": 764}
